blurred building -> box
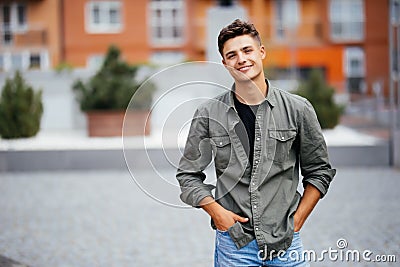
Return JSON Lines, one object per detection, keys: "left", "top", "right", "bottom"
{"left": 0, "top": 0, "right": 390, "bottom": 97}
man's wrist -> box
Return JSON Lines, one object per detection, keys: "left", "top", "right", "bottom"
{"left": 200, "top": 197, "right": 223, "bottom": 219}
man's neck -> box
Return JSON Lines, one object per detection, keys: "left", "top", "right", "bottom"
{"left": 234, "top": 76, "right": 268, "bottom": 105}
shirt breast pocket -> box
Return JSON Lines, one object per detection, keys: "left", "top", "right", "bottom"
{"left": 267, "top": 129, "right": 297, "bottom": 163}
{"left": 211, "top": 136, "right": 232, "bottom": 170}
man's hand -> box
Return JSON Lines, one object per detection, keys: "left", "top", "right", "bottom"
{"left": 200, "top": 196, "right": 248, "bottom": 231}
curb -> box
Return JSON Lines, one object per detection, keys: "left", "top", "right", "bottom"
{"left": 0, "top": 143, "right": 390, "bottom": 172}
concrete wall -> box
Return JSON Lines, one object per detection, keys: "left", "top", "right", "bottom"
{"left": 0, "top": 70, "right": 92, "bottom": 131}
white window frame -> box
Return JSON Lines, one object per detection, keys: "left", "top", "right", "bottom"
{"left": 0, "top": 50, "right": 49, "bottom": 71}
{"left": 1, "top": 2, "right": 28, "bottom": 46}
{"left": 148, "top": 0, "right": 185, "bottom": 46}
{"left": 28, "top": 51, "right": 49, "bottom": 70}
{"left": 0, "top": 2, "right": 28, "bottom": 31}
{"left": 344, "top": 47, "right": 365, "bottom": 77}
{"left": 85, "top": 1, "right": 123, "bottom": 34}
{"left": 329, "top": 0, "right": 364, "bottom": 41}
{"left": 274, "top": 0, "right": 301, "bottom": 40}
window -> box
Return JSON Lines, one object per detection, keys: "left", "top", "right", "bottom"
{"left": 0, "top": 51, "right": 49, "bottom": 71}
{"left": 274, "top": 0, "right": 300, "bottom": 39}
{"left": 29, "top": 54, "right": 41, "bottom": 69}
{"left": 86, "top": 1, "right": 122, "bottom": 33}
{"left": 1, "top": 2, "right": 27, "bottom": 45}
{"left": 17, "top": 3, "right": 26, "bottom": 26}
{"left": 330, "top": 0, "right": 364, "bottom": 41}
{"left": 149, "top": 0, "right": 185, "bottom": 46}
{"left": 344, "top": 47, "right": 365, "bottom": 93}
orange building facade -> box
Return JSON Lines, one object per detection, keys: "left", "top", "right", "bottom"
{"left": 0, "top": 0, "right": 390, "bottom": 97}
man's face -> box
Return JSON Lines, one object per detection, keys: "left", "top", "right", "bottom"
{"left": 221, "top": 34, "right": 266, "bottom": 82}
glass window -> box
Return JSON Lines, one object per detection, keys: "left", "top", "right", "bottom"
{"left": 29, "top": 54, "right": 41, "bottom": 69}
{"left": 149, "top": 0, "right": 185, "bottom": 46}
{"left": 1, "top": 3, "right": 27, "bottom": 45}
{"left": 345, "top": 47, "right": 365, "bottom": 93}
{"left": 345, "top": 47, "right": 365, "bottom": 76}
{"left": 17, "top": 3, "right": 26, "bottom": 27}
{"left": 329, "top": 0, "right": 364, "bottom": 41}
{"left": 274, "top": 0, "right": 300, "bottom": 39}
{"left": 86, "top": 1, "right": 122, "bottom": 33}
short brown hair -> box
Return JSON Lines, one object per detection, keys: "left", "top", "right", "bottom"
{"left": 218, "top": 19, "right": 261, "bottom": 56}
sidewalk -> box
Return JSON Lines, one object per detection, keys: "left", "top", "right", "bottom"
{"left": 0, "top": 167, "right": 398, "bottom": 267}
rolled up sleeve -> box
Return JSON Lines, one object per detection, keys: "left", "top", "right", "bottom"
{"left": 298, "top": 100, "right": 336, "bottom": 198}
{"left": 176, "top": 107, "right": 215, "bottom": 207}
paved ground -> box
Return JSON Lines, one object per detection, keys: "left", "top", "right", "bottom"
{"left": 0, "top": 167, "right": 399, "bottom": 267}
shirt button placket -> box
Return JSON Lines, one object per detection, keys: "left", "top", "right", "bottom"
{"left": 252, "top": 110, "right": 263, "bottom": 237}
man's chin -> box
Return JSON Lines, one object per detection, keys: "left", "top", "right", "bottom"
{"left": 231, "top": 71, "right": 253, "bottom": 82}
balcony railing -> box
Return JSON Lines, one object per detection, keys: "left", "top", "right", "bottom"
{"left": 0, "top": 23, "right": 47, "bottom": 48}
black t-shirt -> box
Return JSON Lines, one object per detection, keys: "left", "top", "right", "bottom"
{"left": 233, "top": 94, "right": 259, "bottom": 166}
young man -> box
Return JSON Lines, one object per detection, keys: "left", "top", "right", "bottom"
{"left": 176, "top": 19, "right": 336, "bottom": 266}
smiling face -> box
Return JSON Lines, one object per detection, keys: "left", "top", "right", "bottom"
{"left": 221, "top": 34, "right": 266, "bottom": 83}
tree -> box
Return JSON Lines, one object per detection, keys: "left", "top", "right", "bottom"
{"left": 72, "top": 45, "right": 154, "bottom": 111}
{"left": 294, "top": 69, "right": 343, "bottom": 129}
{"left": 0, "top": 71, "right": 43, "bottom": 139}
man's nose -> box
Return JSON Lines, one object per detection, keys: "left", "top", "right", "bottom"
{"left": 237, "top": 52, "right": 246, "bottom": 64}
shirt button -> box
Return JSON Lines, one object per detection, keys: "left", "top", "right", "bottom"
{"left": 256, "top": 137, "right": 260, "bottom": 141}
{"left": 254, "top": 205, "right": 257, "bottom": 209}
{"left": 252, "top": 182, "right": 255, "bottom": 186}
{"left": 281, "top": 136, "right": 285, "bottom": 140}
{"left": 219, "top": 142, "right": 223, "bottom": 145}
{"left": 255, "top": 160, "right": 259, "bottom": 164}
{"left": 257, "top": 116, "right": 261, "bottom": 119}
{"left": 255, "top": 227, "right": 259, "bottom": 231}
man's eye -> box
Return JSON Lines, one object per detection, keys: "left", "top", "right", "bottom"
{"left": 227, "top": 55, "right": 235, "bottom": 59}
{"left": 244, "top": 49, "right": 252, "bottom": 53}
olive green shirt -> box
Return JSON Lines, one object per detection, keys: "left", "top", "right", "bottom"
{"left": 176, "top": 81, "right": 336, "bottom": 255}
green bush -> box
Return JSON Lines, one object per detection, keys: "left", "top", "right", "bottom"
{"left": 0, "top": 71, "right": 43, "bottom": 139}
{"left": 294, "top": 69, "right": 343, "bottom": 129}
{"left": 72, "top": 45, "right": 155, "bottom": 111}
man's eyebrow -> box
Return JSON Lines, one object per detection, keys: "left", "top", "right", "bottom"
{"left": 225, "top": 51, "right": 236, "bottom": 57}
{"left": 241, "top": 45, "right": 254, "bottom": 50}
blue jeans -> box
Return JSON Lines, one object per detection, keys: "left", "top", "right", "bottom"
{"left": 214, "top": 230, "right": 309, "bottom": 267}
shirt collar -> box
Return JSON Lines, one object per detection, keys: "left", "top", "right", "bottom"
{"left": 228, "top": 79, "right": 276, "bottom": 109}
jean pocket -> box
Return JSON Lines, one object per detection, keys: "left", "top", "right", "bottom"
{"left": 216, "top": 228, "right": 230, "bottom": 238}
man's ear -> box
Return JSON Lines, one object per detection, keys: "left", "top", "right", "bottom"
{"left": 222, "top": 59, "right": 226, "bottom": 65}
{"left": 260, "top": 45, "right": 266, "bottom": 60}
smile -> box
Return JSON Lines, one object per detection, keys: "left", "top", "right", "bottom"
{"left": 237, "top": 65, "right": 253, "bottom": 72}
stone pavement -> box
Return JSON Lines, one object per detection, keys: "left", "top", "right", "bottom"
{"left": 0, "top": 167, "right": 399, "bottom": 267}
